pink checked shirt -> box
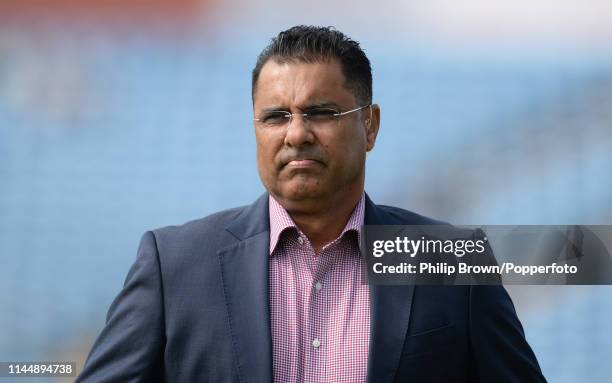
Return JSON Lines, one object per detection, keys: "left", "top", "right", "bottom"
{"left": 268, "top": 194, "right": 370, "bottom": 383}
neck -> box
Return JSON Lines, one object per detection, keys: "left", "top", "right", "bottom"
{"left": 278, "top": 186, "right": 364, "bottom": 253}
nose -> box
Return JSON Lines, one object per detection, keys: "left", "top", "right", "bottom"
{"left": 284, "top": 114, "right": 315, "bottom": 148}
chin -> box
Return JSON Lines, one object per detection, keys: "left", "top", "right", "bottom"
{"left": 280, "top": 181, "right": 327, "bottom": 202}
{"left": 286, "top": 188, "right": 323, "bottom": 201}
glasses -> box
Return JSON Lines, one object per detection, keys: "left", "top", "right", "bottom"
{"left": 254, "top": 104, "right": 371, "bottom": 129}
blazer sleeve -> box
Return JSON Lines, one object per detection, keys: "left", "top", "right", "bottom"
{"left": 76, "top": 231, "right": 166, "bottom": 383}
{"left": 468, "top": 285, "right": 547, "bottom": 383}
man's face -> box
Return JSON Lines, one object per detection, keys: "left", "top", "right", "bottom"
{"left": 253, "top": 58, "right": 379, "bottom": 208}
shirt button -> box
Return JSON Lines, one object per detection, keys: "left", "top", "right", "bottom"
{"left": 297, "top": 237, "right": 304, "bottom": 245}
{"left": 312, "top": 338, "right": 321, "bottom": 348}
{"left": 314, "top": 282, "right": 323, "bottom": 291}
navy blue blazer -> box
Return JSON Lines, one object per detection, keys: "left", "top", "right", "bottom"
{"left": 77, "top": 193, "right": 546, "bottom": 382}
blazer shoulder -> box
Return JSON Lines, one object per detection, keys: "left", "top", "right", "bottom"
{"left": 148, "top": 205, "right": 249, "bottom": 254}
{"left": 376, "top": 204, "right": 449, "bottom": 226}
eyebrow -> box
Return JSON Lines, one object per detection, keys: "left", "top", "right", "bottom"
{"left": 260, "top": 106, "right": 288, "bottom": 114}
{"left": 303, "top": 101, "right": 341, "bottom": 111}
{"left": 260, "top": 101, "right": 341, "bottom": 114}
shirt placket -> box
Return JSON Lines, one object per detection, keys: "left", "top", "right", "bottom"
{"left": 296, "top": 233, "right": 331, "bottom": 383}
{"left": 291, "top": 233, "right": 314, "bottom": 383}
{"left": 309, "top": 241, "right": 341, "bottom": 382}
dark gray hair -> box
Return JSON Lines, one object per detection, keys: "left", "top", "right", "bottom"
{"left": 252, "top": 25, "right": 372, "bottom": 105}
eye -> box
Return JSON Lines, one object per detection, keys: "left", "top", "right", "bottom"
{"left": 261, "top": 111, "right": 290, "bottom": 125}
{"left": 305, "top": 108, "right": 338, "bottom": 122}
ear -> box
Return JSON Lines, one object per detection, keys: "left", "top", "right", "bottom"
{"left": 365, "top": 104, "right": 380, "bottom": 152}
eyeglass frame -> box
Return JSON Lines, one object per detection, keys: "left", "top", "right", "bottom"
{"left": 253, "top": 104, "right": 372, "bottom": 127}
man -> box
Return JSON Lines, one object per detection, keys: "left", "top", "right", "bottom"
{"left": 77, "top": 26, "right": 546, "bottom": 382}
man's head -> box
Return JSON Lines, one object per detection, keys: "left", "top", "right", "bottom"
{"left": 252, "top": 25, "right": 373, "bottom": 106}
{"left": 252, "top": 26, "right": 380, "bottom": 212}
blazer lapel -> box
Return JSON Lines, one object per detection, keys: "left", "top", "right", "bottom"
{"left": 218, "top": 194, "right": 273, "bottom": 383}
{"left": 365, "top": 194, "right": 415, "bottom": 383}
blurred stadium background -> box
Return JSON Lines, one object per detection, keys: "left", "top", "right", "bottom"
{"left": 1, "top": 0, "right": 611, "bottom": 381}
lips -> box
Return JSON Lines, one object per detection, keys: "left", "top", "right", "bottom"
{"left": 286, "top": 159, "right": 321, "bottom": 167}
{"left": 278, "top": 151, "right": 326, "bottom": 170}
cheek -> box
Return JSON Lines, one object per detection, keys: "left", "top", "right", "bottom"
{"left": 256, "top": 133, "right": 280, "bottom": 174}
{"left": 255, "top": 144, "right": 269, "bottom": 174}
{"left": 326, "top": 129, "right": 367, "bottom": 165}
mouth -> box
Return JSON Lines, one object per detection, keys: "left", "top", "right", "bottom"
{"left": 286, "top": 159, "right": 320, "bottom": 167}
{"left": 280, "top": 158, "right": 325, "bottom": 170}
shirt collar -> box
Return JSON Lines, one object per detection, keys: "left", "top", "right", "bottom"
{"left": 268, "top": 193, "right": 365, "bottom": 255}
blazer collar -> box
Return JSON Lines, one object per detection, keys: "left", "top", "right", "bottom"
{"left": 226, "top": 192, "right": 383, "bottom": 240}
{"left": 225, "top": 192, "right": 270, "bottom": 241}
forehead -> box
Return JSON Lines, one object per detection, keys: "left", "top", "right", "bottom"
{"left": 253, "top": 58, "right": 356, "bottom": 109}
